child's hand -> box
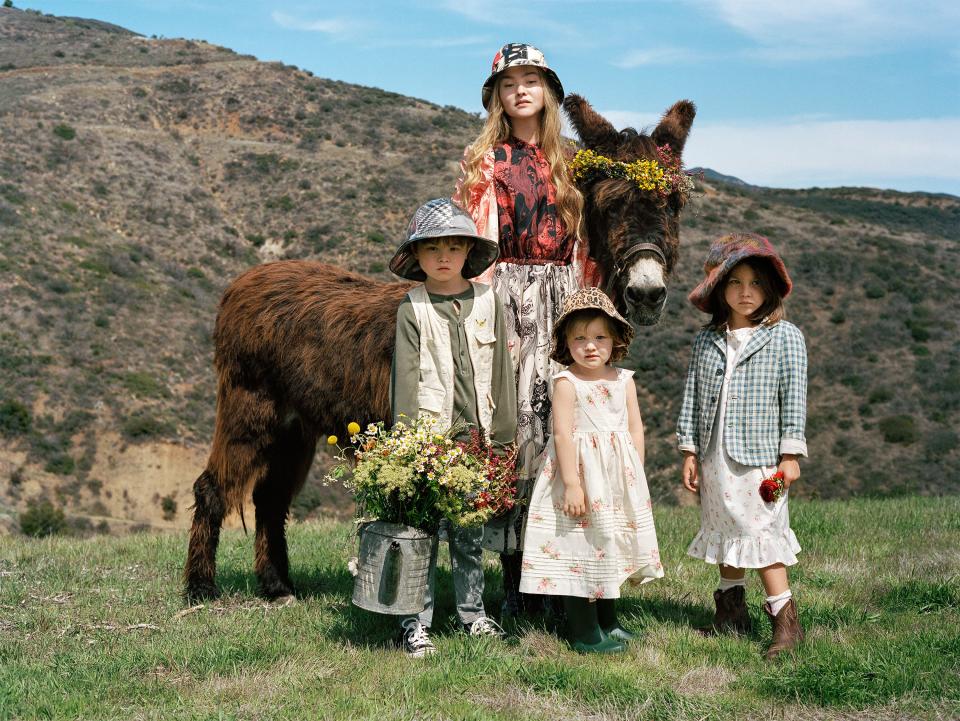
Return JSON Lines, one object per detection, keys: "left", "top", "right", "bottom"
{"left": 563, "top": 484, "right": 587, "bottom": 517}
{"left": 778, "top": 455, "right": 801, "bottom": 488}
{"left": 681, "top": 453, "right": 699, "bottom": 493}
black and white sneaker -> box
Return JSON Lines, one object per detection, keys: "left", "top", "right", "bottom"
{"left": 465, "top": 616, "right": 506, "bottom": 638}
{"left": 400, "top": 621, "right": 436, "bottom": 658}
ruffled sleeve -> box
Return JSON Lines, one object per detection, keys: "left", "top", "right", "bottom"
{"left": 454, "top": 145, "right": 498, "bottom": 285}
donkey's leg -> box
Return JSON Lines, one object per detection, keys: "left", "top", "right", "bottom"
{"left": 184, "top": 469, "right": 226, "bottom": 602}
{"left": 252, "top": 419, "right": 318, "bottom": 598}
{"left": 185, "top": 378, "right": 277, "bottom": 601}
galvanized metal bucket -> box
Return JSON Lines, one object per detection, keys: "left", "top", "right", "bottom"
{"left": 352, "top": 521, "right": 437, "bottom": 615}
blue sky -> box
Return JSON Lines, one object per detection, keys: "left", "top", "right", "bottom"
{"left": 22, "top": 0, "right": 960, "bottom": 195}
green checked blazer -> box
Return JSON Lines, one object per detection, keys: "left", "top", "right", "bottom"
{"left": 676, "top": 321, "right": 808, "bottom": 466}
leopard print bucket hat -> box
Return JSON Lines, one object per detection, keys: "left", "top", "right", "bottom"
{"left": 550, "top": 287, "right": 635, "bottom": 364}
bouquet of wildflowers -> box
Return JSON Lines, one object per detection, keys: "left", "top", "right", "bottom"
{"left": 325, "top": 416, "right": 517, "bottom": 533}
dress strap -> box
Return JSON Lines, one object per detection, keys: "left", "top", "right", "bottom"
{"left": 616, "top": 366, "right": 634, "bottom": 383}
{"left": 552, "top": 369, "right": 578, "bottom": 384}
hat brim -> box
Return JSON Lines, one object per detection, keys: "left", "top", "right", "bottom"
{"left": 482, "top": 66, "right": 564, "bottom": 110}
{"left": 389, "top": 233, "right": 500, "bottom": 282}
{"left": 688, "top": 253, "right": 792, "bottom": 313}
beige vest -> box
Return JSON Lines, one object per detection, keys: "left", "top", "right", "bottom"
{"left": 408, "top": 282, "right": 498, "bottom": 437}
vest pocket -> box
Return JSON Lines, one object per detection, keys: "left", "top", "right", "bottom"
{"left": 417, "top": 385, "right": 446, "bottom": 414}
{"left": 474, "top": 328, "right": 496, "bottom": 346}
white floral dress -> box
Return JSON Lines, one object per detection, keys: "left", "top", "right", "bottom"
{"left": 687, "top": 326, "right": 802, "bottom": 567}
{"left": 518, "top": 368, "right": 663, "bottom": 599}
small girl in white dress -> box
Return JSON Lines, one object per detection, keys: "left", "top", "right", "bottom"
{"left": 677, "top": 233, "right": 808, "bottom": 661}
{"left": 520, "top": 288, "right": 663, "bottom": 654}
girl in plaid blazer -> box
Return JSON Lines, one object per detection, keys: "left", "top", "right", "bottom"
{"left": 677, "top": 233, "right": 807, "bottom": 661}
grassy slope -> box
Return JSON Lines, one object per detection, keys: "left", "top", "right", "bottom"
{"left": 2, "top": 496, "right": 958, "bottom": 720}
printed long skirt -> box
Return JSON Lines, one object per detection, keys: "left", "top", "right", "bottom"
{"left": 482, "top": 260, "right": 579, "bottom": 553}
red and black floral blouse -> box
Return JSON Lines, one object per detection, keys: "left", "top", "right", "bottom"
{"left": 493, "top": 137, "right": 573, "bottom": 265}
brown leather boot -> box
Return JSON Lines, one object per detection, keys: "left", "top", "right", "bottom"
{"left": 764, "top": 598, "right": 804, "bottom": 661}
{"left": 698, "top": 586, "right": 752, "bottom": 635}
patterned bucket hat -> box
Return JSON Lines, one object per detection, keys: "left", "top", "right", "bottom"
{"left": 550, "top": 287, "right": 635, "bottom": 364}
{"left": 481, "top": 43, "right": 564, "bottom": 110}
{"left": 389, "top": 198, "right": 499, "bottom": 281}
{"left": 688, "top": 232, "right": 793, "bottom": 313}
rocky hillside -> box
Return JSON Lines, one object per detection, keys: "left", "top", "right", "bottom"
{"left": 0, "top": 7, "right": 957, "bottom": 535}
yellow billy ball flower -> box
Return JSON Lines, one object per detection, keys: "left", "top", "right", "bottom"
{"left": 347, "top": 422, "right": 361, "bottom": 436}
{"left": 327, "top": 435, "right": 338, "bottom": 445}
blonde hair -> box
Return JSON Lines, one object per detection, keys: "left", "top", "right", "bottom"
{"left": 457, "top": 70, "right": 583, "bottom": 241}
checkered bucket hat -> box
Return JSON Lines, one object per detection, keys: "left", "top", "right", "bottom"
{"left": 389, "top": 198, "right": 499, "bottom": 281}
{"left": 688, "top": 232, "right": 793, "bottom": 313}
{"left": 550, "top": 287, "right": 635, "bottom": 364}
{"left": 481, "top": 42, "right": 564, "bottom": 110}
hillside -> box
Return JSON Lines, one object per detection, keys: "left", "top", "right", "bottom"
{"left": 1, "top": 497, "right": 958, "bottom": 720}
{"left": 0, "top": 7, "right": 958, "bottom": 536}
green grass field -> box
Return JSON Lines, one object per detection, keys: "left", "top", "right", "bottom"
{"left": 2, "top": 496, "right": 958, "bottom": 720}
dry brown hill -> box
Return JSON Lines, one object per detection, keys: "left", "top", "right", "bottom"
{"left": 1, "top": 7, "right": 958, "bottom": 536}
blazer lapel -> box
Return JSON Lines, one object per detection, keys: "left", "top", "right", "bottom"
{"left": 736, "top": 324, "right": 772, "bottom": 366}
{"left": 709, "top": 328, "right": 726, "bottom": 356}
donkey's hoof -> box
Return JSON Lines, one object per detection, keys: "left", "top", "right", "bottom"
{"left": 258, "top": 573, "right": 295, "bottom": 600}
{"left": 184, "top": 580, "right": 220, "bottom": 603}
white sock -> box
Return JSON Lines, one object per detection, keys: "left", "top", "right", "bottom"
{"left": 718, "top": 577, "right": 746, "bottom": 592}
{"left": 766, "top": 589, "right": 792, "bottom": 615}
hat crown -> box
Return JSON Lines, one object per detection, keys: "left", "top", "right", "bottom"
{"left": 491, "top": 43, "right": 547, "bottom": 73}
{"left": 406, "top": 198, "right": 477, "bottom": 242}
{"left": 560, "top": 287, "right": 619, "bottom": 317}
{"left": 704, "top": 232, "right": 773, "bottom": 272}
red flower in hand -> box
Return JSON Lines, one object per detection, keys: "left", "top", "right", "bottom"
{"left": 759, "top": 470, "right": 786, "bottom": 503}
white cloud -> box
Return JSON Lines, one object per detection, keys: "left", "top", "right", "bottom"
{"left": 270, "top": 11, "right": 360, "bottom": 35}
{"left": 613, "top": 47, "right": 703, "bottom": 68}
{"left": 597, "top": 111, "right": 960, "bottom": 194}
{"left": 436, "top": 0, "right": 583, "bottom": 41}
{"left": 690, "top": 0, "right": 960, "bottom": 59}
{"left": 367, "top": 34, "right": 493, "bottom": 49}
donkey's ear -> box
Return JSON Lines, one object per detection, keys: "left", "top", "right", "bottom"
{"left": 563, "top": 94, "right": 619, "bottom": 154}
{"left": 651, "top": 100, "right": 696, "bottom": 156}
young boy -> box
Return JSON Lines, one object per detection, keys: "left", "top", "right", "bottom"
{"left": 388, "top": 197, "right": 517, "bottom": 657}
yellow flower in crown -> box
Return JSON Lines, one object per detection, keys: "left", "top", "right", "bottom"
{"left": 327, "top": 435, "right": 337, "bottom": 445}
{"left": 347, "top": 422, "right": 361, "bottom": 436}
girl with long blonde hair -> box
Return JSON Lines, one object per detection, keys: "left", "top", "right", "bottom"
{"left": 455, "top": 43, "right": 602, "bottom": 617}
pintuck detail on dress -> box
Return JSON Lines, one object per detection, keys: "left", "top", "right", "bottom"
{"left": 519, "top": 368, "right": 663, "bottom": 599}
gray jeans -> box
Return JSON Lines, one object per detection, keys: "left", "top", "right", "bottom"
{"left": 401, "top": 521, "right": 486, "bottom": 628}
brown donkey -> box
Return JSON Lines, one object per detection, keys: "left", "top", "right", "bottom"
{"left": 184, "top": 95, "right": 695, "bottom": 601}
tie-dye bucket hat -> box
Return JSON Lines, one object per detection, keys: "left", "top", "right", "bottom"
{"left": 688, "top": 232, "right": 792, "bottom": 313}
{"left": 481, "top": 43, "right": 564, "bottom": 110}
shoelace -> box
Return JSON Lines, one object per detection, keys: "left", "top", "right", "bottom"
{"left": 470, "top": 617, "right": 505, "bottom": 636}
{"left": 408, "top": 624, "right": 433, "bottom": 648}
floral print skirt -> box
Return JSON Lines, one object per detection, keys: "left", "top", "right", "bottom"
{"left": 481, "top": 261, "right": 578, "bottom": 553}
{"left": 518, "top": 430, "right": 664, "bottom": 598}
{"left": 687, "top": 449, "right": 801, "bottom": 568}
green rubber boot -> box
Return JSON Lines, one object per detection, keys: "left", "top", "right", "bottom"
{"left": 597, "top": 598, "right": 634, "bottom": 642}
{"left": 563, "top": 597, "right": 625, "bottom": 654}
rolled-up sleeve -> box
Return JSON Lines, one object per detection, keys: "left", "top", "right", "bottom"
{"left": 778, "top": 324, "right": 808, "bottom": 456}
